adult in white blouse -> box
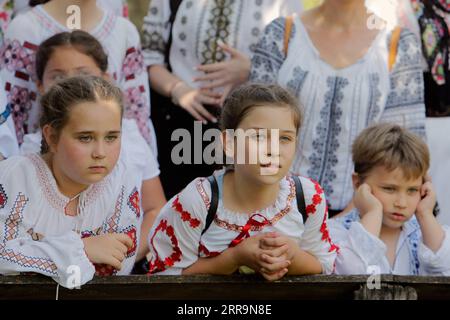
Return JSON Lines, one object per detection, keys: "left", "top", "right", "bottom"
{"left": 142, "top": 0, "right": 303, "bottom": 199}
{"left": 250, "top": 0, "right": 426, "bottom": 216}
{"left": 0, "top": 80, "right": 19, "bottom": 160}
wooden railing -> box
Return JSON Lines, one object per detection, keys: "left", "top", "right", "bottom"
{"left": 1, "top": 275, "right": 450, "bottom": 300}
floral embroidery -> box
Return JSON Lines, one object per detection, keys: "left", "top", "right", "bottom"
{"left": 198, "top": 242, "right": 220, "bottom": 258}
{"left": 0, "top": 39, "right": 36, "bottom": 77}
{"left": 307, "top": 76, "right": 349, "bottom": 199}
{"left": 214, "top": 177, "right": 296, "bottom": 232}
{"left": 320, "top": 207, "right": 339, "bottom": 253}
{"left": 122, "top": 225, "right": 137, "bottom": 258}
{"left": 104, "top": 185, "right": 125, "bottom": 233}
{"left": 172, "top": 196, "right": 201, "bottom": 228}
{"left": 149, "top": 219, "right": 182, "bottom": 273}
{"left": 6, "top": 84, "right": 36, "bottom": 144}
{"left": 196, "top": 178, "right": 211, "bottom": 210}
{"left": 122, "top": 47, "right": 145, "bottom": 81}
{"left": 123, "top": 86, "right": 151, "bottom": 144}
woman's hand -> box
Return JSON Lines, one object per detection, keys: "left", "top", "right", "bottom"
{"left": 193, "top": 41, "right": 251, "bottom": 104}
{"left": 171, "top": 81, "right": 221, "bottom": 123}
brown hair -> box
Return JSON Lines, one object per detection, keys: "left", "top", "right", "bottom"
{"left": 39, "top": 75, "right": 123, "bottom": 154}
{"left": 352, "top": 123, "right": 430, "bottom": 180}
{"left": 220, "top": 83, "right": 303, "bottom": 132}
{"left": 36, "top": 30, "right": 108, "bottom": 82}
{"left": 29, "top": 0, "right": 50, "bottom": 7}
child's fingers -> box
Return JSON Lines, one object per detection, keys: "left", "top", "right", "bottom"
{"left": 260, "top": 237, "right": 286, "bottom": 248}
{"left": 259, "top": 257, "right": 290, "bottom": 273}
{"left": 262, "top": 244, "right": 289, "bottom": 258}
{"left": 114, "top": 241, "right": 129, "bottom": 255}
{"left": 112, "top": 248, "right": 126, "bottom": 262}
{"left": 115, "top": 233, "right": 133, "bottom": 249}
{"left": 104, "top": 256, "right": 122, "bottom": 271}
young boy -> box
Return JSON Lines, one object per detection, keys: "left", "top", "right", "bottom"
{"left": 329, "top": 123, "right": 450, "bottom": 275}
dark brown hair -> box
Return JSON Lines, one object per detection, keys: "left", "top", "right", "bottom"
{"left": 220, "top": 83, "right": 303, "bottom": 132}
{"left": 39, "top": 75, "right": 123, "bottom": 154}
{"left": 352, "top": 123, "right": 430, "bottom": 180}
{"left": 29, "top": 0, "right": 50, "bottom": 6}
{"left": 36, "top": 30, "right": 108, "bottom": 81}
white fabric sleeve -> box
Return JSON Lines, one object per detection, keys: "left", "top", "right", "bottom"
{"left": 419, "top": 225, "right": 450, "bottom": 276}
{"left": 148, "top": 178, "right": 208, "bottom": 275}
{"left": 19, "top": 132, "right": 41, "bottom": 155}
{"left": 141, "top": 0, "right": 171, "bottom": 67}
{"left": 0, "top": 159, "right": 95, "bottom": 288}
{"left": 121, "top": 119, "right": 159, "bottom": 181}
{"left": 298, "top": 177, "right": 338, "bottom": 275}
{"left": 0, "top": 102, "right": 19, "bottom": 158}
{"left": 118, "top": 18, "right": 156, "bottom": 153}
{"left": 328, "top": 218, "right": 387, "bottom": 275}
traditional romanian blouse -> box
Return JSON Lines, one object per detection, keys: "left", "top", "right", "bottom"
{"left": 141, "top": 0, "right": 303, "bottom": 90}
{"left": 250, "top": 15, "right": 426, "bottom": 211}
{"left": 0, "top": 4, "right": 156, "bottom": 154}
{"left": 0, "top": 80, "right": 18, "bottom": 158}
{"left": 329, "top": 209, "right": 450, "bottom": 275}
{"left": 0, "top": 152, "right": 143, "bottom": 287}
{"left": 148, "top": 169, "right": 338, "bottom": 275}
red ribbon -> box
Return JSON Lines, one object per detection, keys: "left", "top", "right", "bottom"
{"left": 229, "top": 214, "right": 270, "bottom": 247}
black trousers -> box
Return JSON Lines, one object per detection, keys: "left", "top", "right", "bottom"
{"left": 152, "top": 94, "right": 221, "bottom": 200}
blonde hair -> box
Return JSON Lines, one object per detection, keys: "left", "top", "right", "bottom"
{"left": 352, "top": 123, "right": 429, "bottom": 180}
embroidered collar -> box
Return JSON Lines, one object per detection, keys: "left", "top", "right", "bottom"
{"left": 27, "top": 153, "right": 110, "bottom": 212}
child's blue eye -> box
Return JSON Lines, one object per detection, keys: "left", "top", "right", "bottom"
{"left": 408, "top": 188, "right": 419, "bottom": 194}
{"left": 280, "top": 136, "right": 292, "bottom": 142}
{"left": 382, "top": 187, "right": 395, "bottom": 192}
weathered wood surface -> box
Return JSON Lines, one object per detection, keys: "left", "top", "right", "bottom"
{"left": 1, "top": 275, "right": 449, "bottom": 300}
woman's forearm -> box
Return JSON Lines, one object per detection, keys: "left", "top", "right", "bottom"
{"left": 148, "top": 65, "right": 183, "bottom": 98}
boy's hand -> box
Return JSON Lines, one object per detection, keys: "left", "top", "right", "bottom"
{"left": 416, "top": 177, "right": 437, "bottom": 218}
{"left": 354, "top": 183, "right": 383, "bottom": 216}
{"left": 82, "top": 233, "right": 133, "bottom": 270}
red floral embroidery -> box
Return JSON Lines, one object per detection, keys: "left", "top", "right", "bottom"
{"left": 198, "top": 242, "right": 221, "bottom": 258}
{"left": 123, "top": 226, "right": 137, "bottom": 257}
{"left": 122, "top": 47, "right": 144, "bottom": 80}
{"left": 320, "top": 207, "right": 339, "bottom": 253}
{"left": 149, "top": 220, "right": 182, "bottom": 274}
{"left": 172, "top": 196, "right": 201, "bottom": 228}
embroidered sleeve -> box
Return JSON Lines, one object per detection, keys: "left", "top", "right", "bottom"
{"left": 0, "top": 159, "right": 95, "bottom": 287}
{"left": 298, "top": 177, "right": 338, "bottom": 274}
{"left": 0, "top": 101, "right": 19, "bottom": 158}
{"left": 141, "top": 0, "right": 170, "bottom": 68}
{"left": 148, "top": 178, "right": 208, "bottom": 275}
{"left": 419, "top": 225, "right": 450, "bottom": 276}
{"left": 380, "top": 28, "right": 426, "bottom": 139}
{"left": 250, "top": 17, "right": 292, "bottom": 84}
{"left": 0, "top": 14, "right": 40, "bottom": 145}
{"left": 86, "top": 174, "right": 142, "bottom": 277}
{"left": 328, "top": 214, "right": 387, "bottom": 275}
{"left": 119, "top": 19, "right": 156, "bottom": 154}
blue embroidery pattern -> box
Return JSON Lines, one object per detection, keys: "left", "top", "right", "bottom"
{"left": 307, "top": 76, "right": 349, "bottom": 199}
{"left": 286, "top": 66, "right": 309, "bottom": 96}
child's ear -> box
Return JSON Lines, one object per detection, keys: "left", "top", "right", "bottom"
{"left": 352, "top": 173, "right": 361, "bottom": 189}
{"left": 42, "top": 124, "right": 58, "bottom": 153}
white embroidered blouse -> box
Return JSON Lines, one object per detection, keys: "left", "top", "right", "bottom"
{"left": 0, "top": 153, "right": 143, "bottom": 287}
{"left": 148, "top": 169, "right": 338, "bottom": 275}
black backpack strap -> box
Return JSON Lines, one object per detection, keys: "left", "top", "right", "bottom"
{"left": 202, "top": 175, "right": 219, "bottom": 235}
{"left": 292, "top": 175, "right": 308, "bottom": 223}
{"left": 165, "top": 0, "right": 183, "bottom": 70}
